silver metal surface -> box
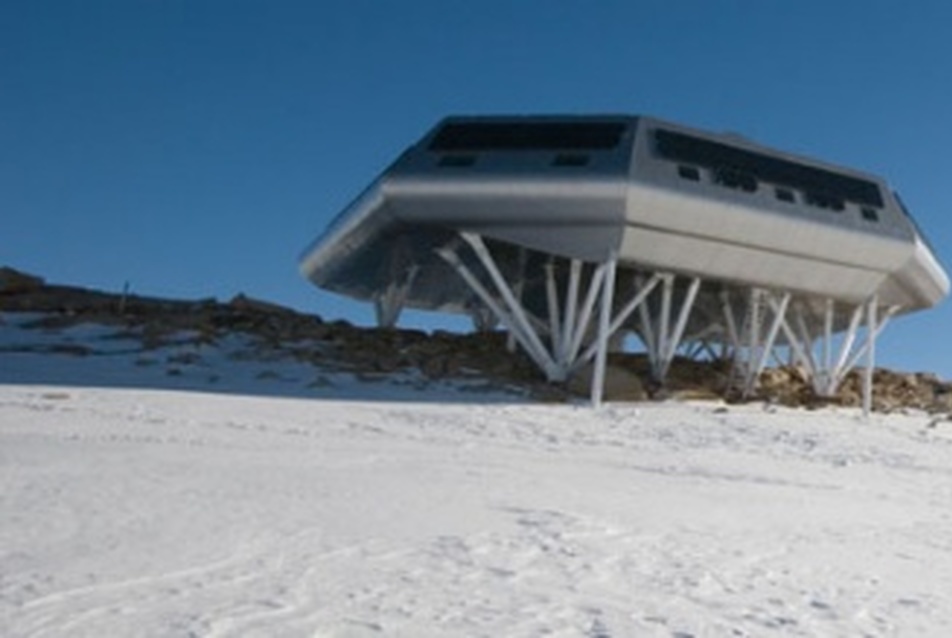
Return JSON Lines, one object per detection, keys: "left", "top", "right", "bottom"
{"left": 301, "top": 114, "right": 947, "bottom": 315}
{"left": 300, "top": 114, "right": 949, "bottom": 400}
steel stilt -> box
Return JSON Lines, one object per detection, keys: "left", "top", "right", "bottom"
{"left": 591, "top": 255, "right": 617, "bottom": 407}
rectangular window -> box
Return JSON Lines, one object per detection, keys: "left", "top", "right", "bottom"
{"left": 677, "top": 165, "right": 700, "bottom": 181}
{"left": 775, "top": 187, "right": 795, "bottom": 203}
{"left": 861, "top": 207, "right": 880, "bottom": 222}
{"left": 805, "top": 192, "right": 845, "bottom": 212}
{"left": 714, "top": 167, "right": 757, "bottom": 192}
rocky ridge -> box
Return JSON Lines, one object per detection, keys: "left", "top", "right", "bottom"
{"left": 2, "top": 266, "right": 951, "bottom": 413}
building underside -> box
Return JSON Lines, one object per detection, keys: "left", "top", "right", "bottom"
{"left": 367, "top": 231, "right": 893, "bottom": 412}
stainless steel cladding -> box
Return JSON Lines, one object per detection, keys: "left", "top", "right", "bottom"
{"left": 300, "top": 115, "right": 948, "bottom": 313}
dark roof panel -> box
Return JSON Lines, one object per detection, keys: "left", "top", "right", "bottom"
{"left": 429, "top": 121, "right": 628, "bottom": 152}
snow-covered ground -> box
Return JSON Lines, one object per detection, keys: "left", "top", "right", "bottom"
{"left": 4, "top": 313, "right": 952, "bottom": 636}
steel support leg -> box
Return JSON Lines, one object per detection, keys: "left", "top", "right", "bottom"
{"left": 657, "top": 275, "right": 674, "bottom": 376}
{"left": 591, "top": 255, "right": 617, "bottom": 407}
{"left": 720, "top": 289, "right": 741, "bottom": 356}
{"left": 440, "top": 234, "right": 647, "bottom": 392}
{"left": 771, "top": 298, "right": 813, "bottom": 379}
{"left": 832, "top": 305, "right": 864, "bottom": 380}
{"left": 559, "top": 260, "right": 582, "bottom": 364}
{"left": 665, "top": 277, "right": 702, "bottom": 372}
{"left": 506, "top": 248, "right": 528, "bottom": 353}
{"left": 863, "top": 296, "right": 877, "bottom": 417}
{"left": 840, "top": 304, "right": 899, "bottom": 381}
{"left": 459, "top": 233, "right": 561, "bottom": 376}
{"left": 820, "top": 303, "right": 839, "bottom": 396}
{"left": 438, "top": 241, "right": 560, "bottom": 379}
{"left": 639, "top": 274, "right": 700, "bottom": 382}
{"left": 544, "top": 259, "right": 562, "bottom": 354}
{"left": 744, "top": 291, "right": 791, "bottom": 395}
{"left": 566, "top": 264, "right": 607, "bottom": 364}
{"left": 572, "top": 273, "right": 661, "bottom": 370}
{"left": 373, "top": 265, "right": 418, "bottom": 328}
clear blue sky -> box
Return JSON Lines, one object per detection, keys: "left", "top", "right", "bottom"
{"left": 4, "top": 1, "right": 952, "bottom": 375}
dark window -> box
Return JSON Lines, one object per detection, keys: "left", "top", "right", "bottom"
{"left": 677, "top": 165, "right": 700, "bottom": 181}
{"left": 430, "top": 121, "right": 627, "bottom": 152}
{"left": 861, "top": 207, "right": 880, "bottom": 222}
{"left": 805, "top": 192, "right": 845, "bottom": 212}
{"left": 552, "top": 153, "right": 590, "bottom": 167}
{"left": 654, "top": 129, "right": 884, "bottom": 207}
{"left": 775, "top": 187, "right": 795, "bottom": 203}
{"left": 714, "top": 167, "right": 757, "bottom": 192}
{"left": 438, "top": 154, "right": 476, "bottom": 167}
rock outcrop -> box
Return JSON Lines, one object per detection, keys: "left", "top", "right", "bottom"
{"left": 2, "top": 265, "right": 951, "bottom": 411}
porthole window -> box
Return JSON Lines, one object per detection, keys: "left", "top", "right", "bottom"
{"left": 861, "top": 207, "right": 880, "bottom": 222}
{"left": 677, "top": 165, "right": 701, "bottom": 181}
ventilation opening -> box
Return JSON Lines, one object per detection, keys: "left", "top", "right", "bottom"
{"left": 861, "top": 207, "right": 880, "bottom": 222}
{"left": 438, "top": 155, "right": 476, "bottom": 167}
{"left": 677, "top": 165, "right": 700, "bottom": 181}
{"left": 775, "top": 187, "right": 795, "bottom": 203}
{"left": 552, "top": 153, "right": 590, "bottom": 167}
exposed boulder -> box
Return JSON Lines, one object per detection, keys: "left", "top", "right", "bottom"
{"left": 568, "top": 363, "right": 648, "bottom": 402}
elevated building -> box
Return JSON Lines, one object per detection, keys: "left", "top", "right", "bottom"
{"left": 300, "top": 115, "right": 948, "bottom": 408}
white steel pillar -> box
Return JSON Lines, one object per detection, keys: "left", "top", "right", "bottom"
{"left": 744, "top": 291, "right": 791, "bottom": 396}
{"left": 437, "top": 241, "right": 561, "bottom": 379}
{"left": 591, "top": 254, "right": 617, "bottom": 407}
{"left": 506, "top": 248, "right": 529, "bottom": 353}
{"left": 459, "top": 233, "right": 560, "bottom": 376}
{"left": 666, "top": 277, "right": 702, "bottom": 370}
{"left": 722, "top": 288, "right": 792, "bottom": 397}
{"left": 657, "top": 274, "right": 674, "bottom": 373}
{"left": 373, "top": 265, "right": 419, "bottom": 328}
{"left": 719, "top": 289, "right": 741, "bottom": 358}
{"left": 863, "top": 296, "right": 878, "bottom": 417}
{"left": 637, "top": 276, "right": 657, "bottom": 367}
{"left": 638, "top": 274, "right": 700, "bottom": 382}
{"left": 439, "top": 234, "right": 662, "bottom": 393}
{"left": 544, "top": 259, "right": 562, "bottom": 353}
{"left": 565, "top": 264, "right": 607, "bottom": 364}
{"left": 573, "top": 273, "right": 661, "bottom": 370}
{"left": 782, "top": 296, "right": 899, "bottom": 401}
{"left": 559, "top": 259, "right": 582, "bottom": 364}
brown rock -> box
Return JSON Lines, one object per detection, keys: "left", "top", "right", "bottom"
{"left": 569, "top": 364, "right": 648, "bottom": 402}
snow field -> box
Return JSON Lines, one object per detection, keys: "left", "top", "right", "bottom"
{"left": 4, "top": 385, "right": 952, "bottom": 636}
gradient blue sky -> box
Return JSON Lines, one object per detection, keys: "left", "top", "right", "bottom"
{"left": 4, "top": 1, "right": 952, "bottom": 375}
